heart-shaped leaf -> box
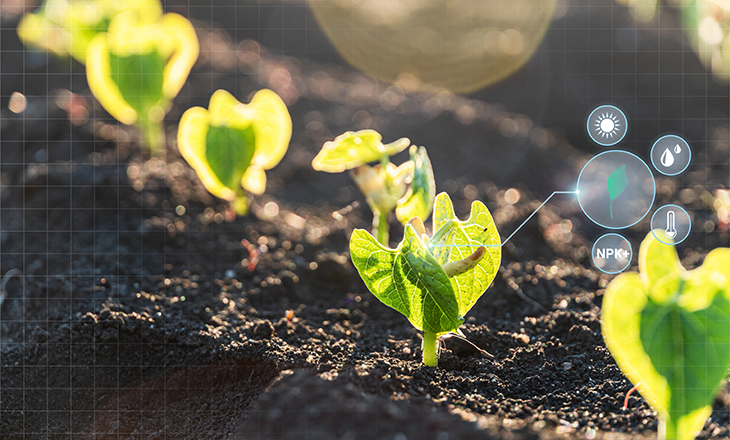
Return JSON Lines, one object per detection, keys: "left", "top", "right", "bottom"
{"left": 86, "top": 10, "right": 198, "bottom": 126}
{"left": 350, "top": 225, "right": 462, "bottom": 334}
{"left": 178, "top": 89, "right": 291, "bottom": 214}
{"left": 312, "top": 129, "right": 410, "bottom": 172}
{"left": 429, "top": 192, "right": 501, "bottom": 316}
{"left": 602, "top": 232, "right": 730, "bottom": 440}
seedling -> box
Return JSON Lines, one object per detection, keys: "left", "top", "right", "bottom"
{"left": 178, "top": 89, "right": 292, "bottom": 216}
{"left": 350, "top": 192, "right": 501, "bottom": 367}
{"left": 312, "top": 130, "right": 435, "bottom": 246}
{"left": 86, "top": 9, "right": 199, "bottom": 151}
{"left": 18, "top": 0, "right": 163, "bottom": 64}
{"left": 602, "top": 231, "right": 730, "bottom": 440}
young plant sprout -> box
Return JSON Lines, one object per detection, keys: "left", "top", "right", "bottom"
{"left": 86, "top": 9, "right": 199, "bottom": 151}
{"left": 312, "top": 130, "right": 435, "bottom": 246}
{"left": 602, "top": 231, "right": 730, "bottom": 440}
{"left": 350, "top": 192, "right": 501, "bottom": 367}
{"left": 178, "top": 89, "right": 292, "bottom": 216}
{"left": 17, "top": 0, "right": 163, "bottom": 64}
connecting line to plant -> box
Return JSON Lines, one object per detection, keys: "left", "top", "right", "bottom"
{"left": 431, "top": 190, "right": 579, "bottom": 248}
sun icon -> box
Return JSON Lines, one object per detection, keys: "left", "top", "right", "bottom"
{"left": 594, "top": 112, "right": 621, "bottom": 139}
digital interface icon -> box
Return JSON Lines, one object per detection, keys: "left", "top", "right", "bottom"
{"left": 577, "top": 150, "right": 656, "bottom": 229}
{"left": 651, "top": 204, "right": 691, "bottom": 245}
{"left": 586, "top": 105, "right": 628, "bottom": 146}
{"left": 592, "top": 233, "right": 633, "bottom": 274}
{"left": 650, "top": 135, "right": 691, "bottom": 176}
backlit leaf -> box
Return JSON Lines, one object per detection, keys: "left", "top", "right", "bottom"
{"left": 395, "top": 146, "right": 436, "bottom": 225}
{"left": 312, "top": 130, "right": 409, "bottom": 172}
{"left": 428, "top": 193, "right": 501, "bottom": 317}
{"left": 178, "top": 89, "right": 291, "bottom": 211}
{"left": 86, "top": 10, "right": 198, "bottom": 129}
{"left": 602, "top": 232, "right": 730, "bottom": 440}
{"left": 247, "top": 89, "right": 294, "bottom": 170}
{"left": 205, "top": 124, "right": 256, "bottom": 191}
{"left": 350, "top": 225, "right": 463, "bottom": 334}
{"left": 109, "top": 50, "right": 166, "bottom": 118}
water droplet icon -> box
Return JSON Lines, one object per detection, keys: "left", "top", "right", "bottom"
{"left": 674, "top": 144, "right": 681, "bottom": 154}
{"left": 661, "top": 148, "right": 675, "bottom": 167}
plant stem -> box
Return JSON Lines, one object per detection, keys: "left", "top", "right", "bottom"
{"left": 139, "top": 118, "right": 164, "bottom": 153}
{"left": 658, "top": 419, "right": 673, "bottom": 440}
{"left": 422, "top": 331, "right": 438, "bottom": 367}
{"left": 373, "top": 210, "right": 389, "bottom": 246}
{"left": 379, "top": 154, "right": 390, "bottom": 169}
{"left": 233, "top": 194, "right": 249, "bottom": 216}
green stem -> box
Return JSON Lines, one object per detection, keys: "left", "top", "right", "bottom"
{"left": 373, "top": 210, "right": 389, "bottom": 246}
{"left": 139, "top": 118, "right": 165, "bottom": 153}
{"left": 233, "top": 194, "right": 249, "bottom": 216}
{"left": 379, "top": 153, "right": 390, "bottom": 169}
{"left": 422, "top": 331, "right": 438, "bottom": 367}
{"left": 658, "top": 419, "right": 674, "bottom": 440}
{"left": 610, "top": 200, "right": 614, "bottom": 220}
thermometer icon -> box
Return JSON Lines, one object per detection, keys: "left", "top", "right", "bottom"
{"left": 665, "top": 210, "right": 677, "bottom": 239}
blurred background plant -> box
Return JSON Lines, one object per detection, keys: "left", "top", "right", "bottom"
{"left": 312, "top": 130, "right": 436, "bottom": 246}
{"left": 85, "top": 9, "right": 198, "bottom": 151}
{"left": 618, "top": 0, "right": 730, "bottom": 81}
{"left": 17, "top": 0, "right": 162, "bottom": 64}
{"left": 15, "top": 0, "right": 198, "bottom": 152}
{"left": 178, "top": 89, "right": 292, "bottom": 217}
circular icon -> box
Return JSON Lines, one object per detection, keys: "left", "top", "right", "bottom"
{"left": 651, "top": 204, "right": 691, "bottom": 245}
{"left": 587, "top": 105, "right": 628, "bottom": 146}
{"left": 577, "top": 150, "right": 656, "bottom": 229}
{"left": 592, "top": 233, "right": 633, "bottom": 274}
{"left": 650, "top": 135, "right": 691, "bottom": 176}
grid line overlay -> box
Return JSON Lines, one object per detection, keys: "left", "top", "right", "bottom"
{"left": 0, "top": 0, "right": 729, "bottom": 438}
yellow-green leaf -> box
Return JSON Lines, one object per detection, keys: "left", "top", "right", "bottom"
{"left": 429, "top": 192, "right": 501, "bottom": 317}
{"left": 86, "top": 10, "right": 198, "bottom": 127}
{"left": 247, "top": 89, "right": 293, "bottom": 170}
{"left": 312, "top": 130, "right": 409, "bottom": 172}
{"left": 349, "top": 225, "right": 462, "bottom": 334}
{"left": 395, "top": 146, "right": 436, "bottom": 225}
{"left": 602, "top": 232, "right": 730, "bottom": 440}
{"left": 177, "top": 89, "right": 291, "bottom": 211}
{"left": 160, "top": 13, "right": 200, "bottom": 100}
{"left": 86, "top": 33, "right": 138, "bottom": 124}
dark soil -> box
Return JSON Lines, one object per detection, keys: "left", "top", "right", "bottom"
{"left": 1, "top": 0, "right": 729, "bottom": 439}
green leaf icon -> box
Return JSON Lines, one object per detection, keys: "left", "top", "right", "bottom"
{"left": 607, "top": 164, "right": 629, "bottom": 219}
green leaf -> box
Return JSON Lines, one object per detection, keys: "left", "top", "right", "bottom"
{"left": 639, "top": 230, "right": 686, "bottom": 293}
{"left": 178, "top": 89, "right": 291, "bottom": 210}
{"left": 86, "top": 10, "right": 198, "bottom": 131}
{"left": 17, "top": 0, "right": 164, "bottom": 63}
{"left": 395, "top": 146, "right": 436, "bottom": 225}
{"left": 640, "top": 292, "right": 730, "bottom": 440}
{"left": 246, "top": 89, "right": 294, "bottom": 170}
{"left": 349, "top": 225, "right": 463, "bottom": 334}
{"left": 428, "top": 192, "right": 501, "bottom": 317}
{"left": 205, "top": 125, "right": 256, "bottom": 191}
{"left": 109, "top": 50, "right": 166, "bottom": 118}
{"left": 602, "top": 232, "right": 730, "bottom": 440}
{"left": 312, "top": 130, "right": 409, "bottom": 172}
{"left": 607, "top": 164, "right": 629, "bottom": 219}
